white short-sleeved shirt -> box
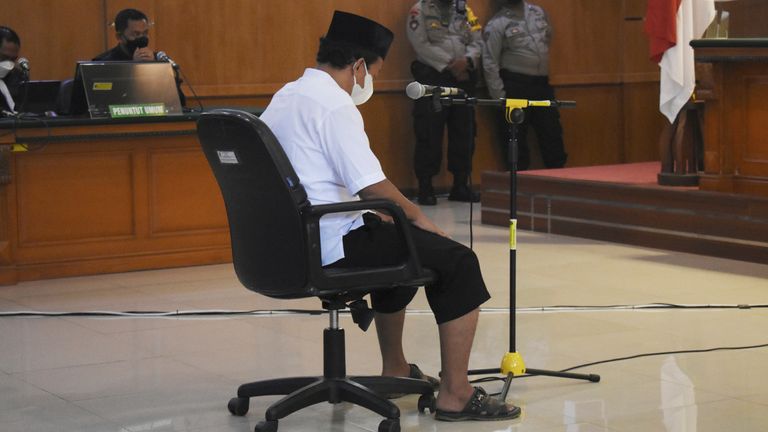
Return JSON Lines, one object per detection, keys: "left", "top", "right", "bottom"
{"left": 260, "top": 68, "right": 386, "bottom": 266}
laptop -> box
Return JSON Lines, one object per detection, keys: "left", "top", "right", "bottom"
{"left": 67, "top": 61, "right": 183, "bottom": 119}
{"left": 17, "top": 80, "right": 61, "bottom": 114}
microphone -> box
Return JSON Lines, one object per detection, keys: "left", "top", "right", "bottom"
{"left": 406, "top": 81, "right": 465, "bottom": 100}
{"left": 18, "top": 57, "right": 30, "bottom": 79}
{"left": 155, "top": 51, "right": 178, "bottom": 69}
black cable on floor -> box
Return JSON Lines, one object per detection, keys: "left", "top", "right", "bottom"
{"left": 0, "top": 309, "right": 326, "bottom": 318}
{"left": 558, "top": 342, "right": 768, "bottom": 373}
{"left": 3, "top": 302, "right": 768, "bottom": 318}
{"left": 5, "top": 304, "right": 767, "bottom": 391}
{"left": 469, "top": 342, "right": 768, "bottom": 388}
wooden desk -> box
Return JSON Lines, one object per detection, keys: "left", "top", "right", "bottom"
{"left": 693, "top": 39, "right": 768, "bottom": 197}
{"left": 0, "top": 112, "right": 258, "bottom": 285}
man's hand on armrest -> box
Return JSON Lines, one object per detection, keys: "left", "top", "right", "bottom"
{"left": 358, "top": 179, "right": 447, "bottom": 238}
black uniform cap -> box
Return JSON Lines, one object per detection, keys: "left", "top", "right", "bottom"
{"left": 325, "top": 11, "right": 394, "bottom": 60}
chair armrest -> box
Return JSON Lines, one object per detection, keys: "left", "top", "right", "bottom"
{"left": 306, "top": 199, "right": 402, "bottom": 217}
{"left": 302, "top": 199, "right": 430, "bottom": 294}
{"left": 306, "top": 200, "right": 409, "bottom": 230}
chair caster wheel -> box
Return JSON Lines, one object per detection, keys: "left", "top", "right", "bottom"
{"left": 228, "top": 397, "right": 249, "bottom": 416}
{"left": 378, "top": 418, "right": 400, "bottom": 432}
{"left": 255, "top": 419, "right": 278, "bottom": 432}
{"left": 417, "top": 393, "right": 436, "bottom": 414}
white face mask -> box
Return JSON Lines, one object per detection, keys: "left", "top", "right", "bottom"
{"left": 350, "top": 61, "right": 374, "bottom": 106}
{"left": 0, "top": 61, "right": 14, "bottom": 79}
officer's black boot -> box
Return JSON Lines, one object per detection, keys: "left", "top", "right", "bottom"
{"left": 417, "top": 177, "right": 437, "bottom": 206}
{"left": 448, "top": 173, "right": 480, "bottom": 202}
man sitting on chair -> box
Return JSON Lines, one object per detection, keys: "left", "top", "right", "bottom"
{"left": 259, "top": 10, "right": 520, "bottom": 422}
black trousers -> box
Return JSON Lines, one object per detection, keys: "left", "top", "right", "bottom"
{"left": 500, "top": 70, "right": 567, "bottom": 171}
{"left": 327, "top": 213, "right": 490, "bottom": 325}
{"left": 411, "top": 61, "right": 476, "bottom": 180}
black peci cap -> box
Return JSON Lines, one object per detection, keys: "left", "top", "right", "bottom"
{"left": 325, "top": 11, "right": 394, "bottom": 60}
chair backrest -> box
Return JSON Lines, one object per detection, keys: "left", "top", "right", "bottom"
{"left": 197, "top": 109, "right": 311, "bottom": 298}
{"left": 55, "top": 78, "right": 73, "bottom": 115}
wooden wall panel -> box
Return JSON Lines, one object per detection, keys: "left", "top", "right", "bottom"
{"left": 0, "top": 0, "right": 105, "bottom": 80}
{"left": 15, "top": 150, "right": 135, "bottom": 245}
{"left": 622, "top": 0, "right": 660, "bottom": 82}
{"left": 619, "top": 0, "right": 663, "bottom": 166}
{"left": 3, "top": 0, "right": 667, "bottom": 189}
{"left": 623, "top": 0, "right": 647, "bottom": 19}
{"left": 359, "top": 93, "right": 417, "bottom": 191}
{"left": 151, "top": 0, "right": 308, "bottom": 96}
{"left": 539, "top": 0, "right": 624, "bottom": 85}
{"left": 361, "top": 92, "right": 506, "bottom": 191}
{"left": 718, "top": 0, "right": 768, "bottom": 39}
{"left": 473, "top": 100, "right": 507, "bottom": 177}
{"left": 557, "top": 85, "right": 624, "bottom": 167}
{"left": 623, "top": 82, "right": 667, "bottom": 162}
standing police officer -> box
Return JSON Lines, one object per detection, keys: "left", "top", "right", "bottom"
{"left": 407, "top": 0, "right": 483, "bottom": 205}
{"left": 483, "top": 0, "right": 566, "bottom": 170}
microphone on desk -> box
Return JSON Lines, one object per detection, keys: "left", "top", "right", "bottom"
{"left": 18, "top": 57, "right": 30, "bottom": 80}
{"left": 155, "top": 51, "right": 178, "bottom": 69}
{"left": 406, "top": 81, "right": 465, "bottom": 100}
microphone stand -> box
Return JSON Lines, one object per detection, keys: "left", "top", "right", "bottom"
{"left": 436, "top": 95, "right": 600, "bottom": 400}
{"left": 20, "top": 69, "right": 31, "bottom": 114}
{"left": 16, "top": 60, "right": 32, "bottom": 116}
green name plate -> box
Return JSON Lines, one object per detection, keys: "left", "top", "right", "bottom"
{"left": 109, "top": 103, "right": 167, "bottom": 118}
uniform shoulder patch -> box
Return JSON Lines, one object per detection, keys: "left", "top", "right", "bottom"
{"left": 426, "top": 18, "right": 442, "bottom": 29}
{"left": 466, "top": 6, "right": 482, "bottom": 32}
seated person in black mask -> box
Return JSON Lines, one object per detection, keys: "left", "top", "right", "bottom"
{"left": 94, "top": 8, "right": 186, "bottom": 106}
{"left": 0, "top": 26, "right": 24, "bottom": 114}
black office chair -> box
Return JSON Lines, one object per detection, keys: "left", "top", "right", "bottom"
{"left": 55, "top": 79, "right": 73, "bottom": 115}
{"left": 196, "top": 109, "right": 436, "bottom": 432}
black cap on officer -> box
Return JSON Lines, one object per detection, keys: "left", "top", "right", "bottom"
{"left": 325, "top": 11, "right": 394, "bottom": 60}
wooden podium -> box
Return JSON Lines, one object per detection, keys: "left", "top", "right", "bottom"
{"left": 692, "top": 39, "right": 768, "bottom": 197}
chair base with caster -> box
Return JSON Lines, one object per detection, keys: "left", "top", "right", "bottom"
{"left": 227, "top": 307, "right": 436, "bottom": 432}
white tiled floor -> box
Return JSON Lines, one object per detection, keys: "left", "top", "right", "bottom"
{"left": 1, "top": 201, "right": 767, "bottom": 432}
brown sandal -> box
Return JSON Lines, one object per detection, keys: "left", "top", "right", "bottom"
{"left": 435, "top": 387, "right": 521, "bottom": 422}
{"left": 385, "top": 364, "right": 440, "bottom": 399}
{"left": 407, "top": 364, "right": 440, "bottom": 389}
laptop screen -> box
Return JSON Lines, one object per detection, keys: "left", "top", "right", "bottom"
{"left": 74, "top": 61, "right": 183, "bottom": 119}
{"left": 17, "top": 80, "right": 61, "bottom": 114}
